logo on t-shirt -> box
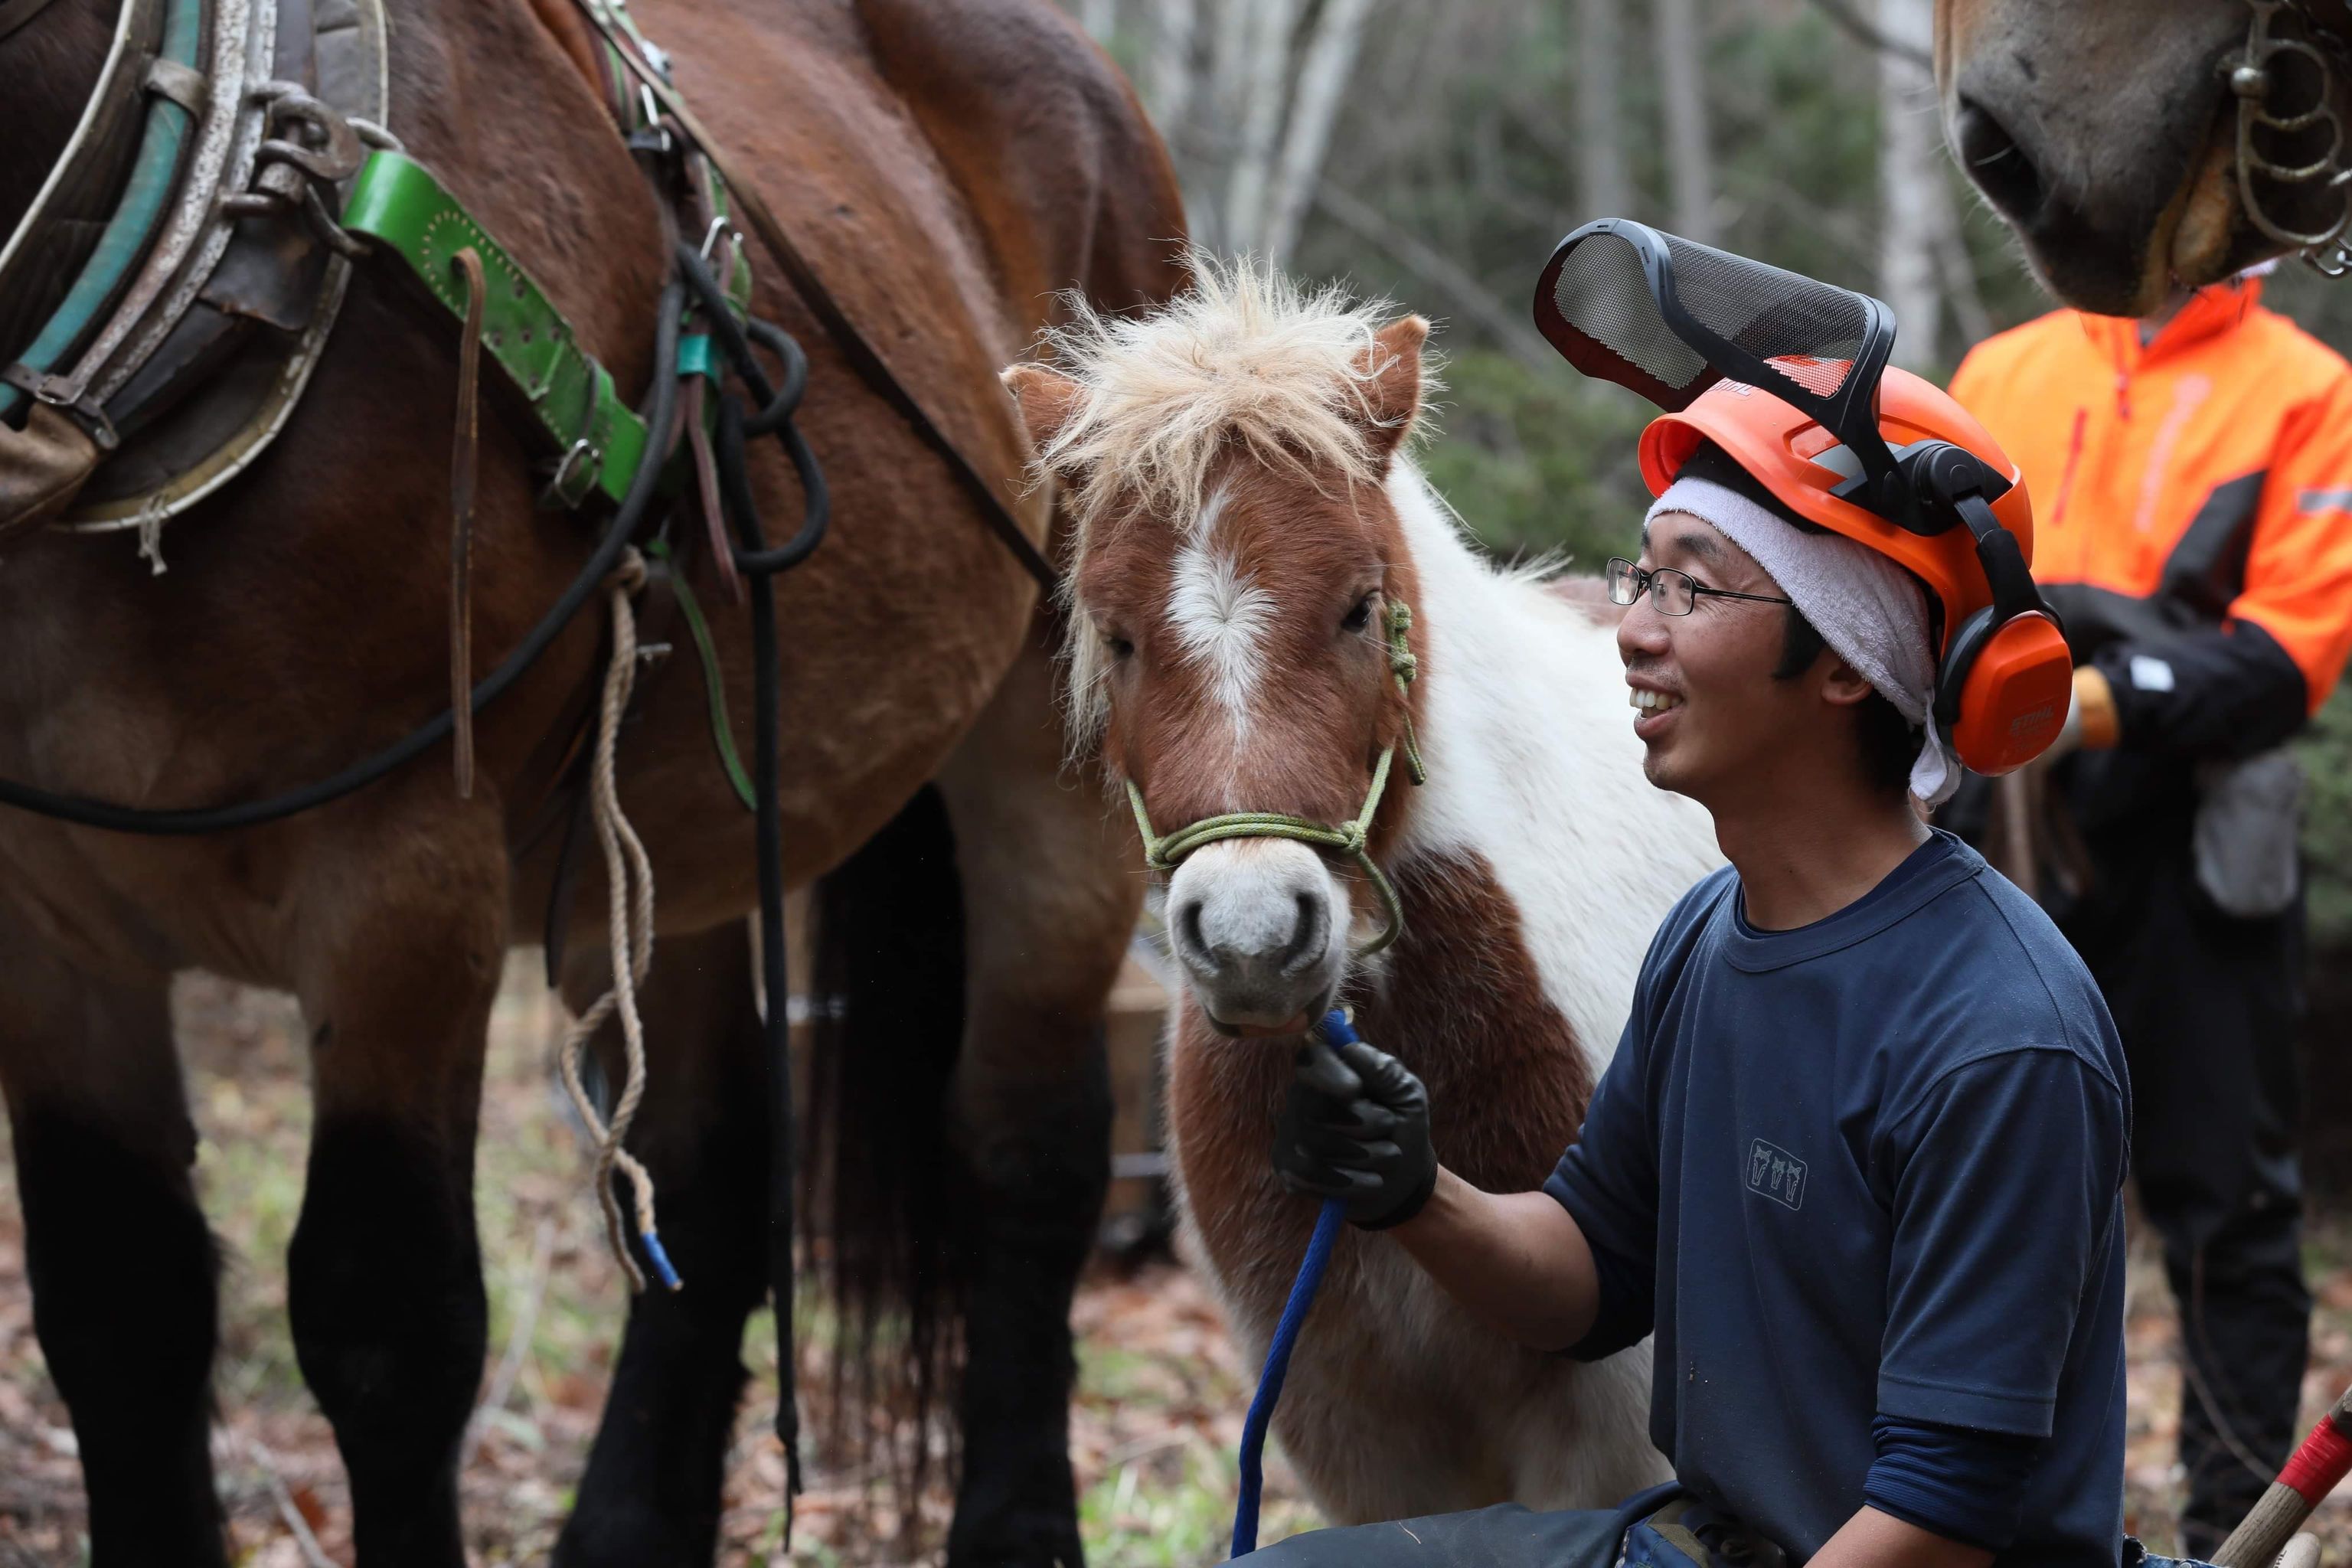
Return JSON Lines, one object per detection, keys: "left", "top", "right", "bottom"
{"left": 1746, "top": 1138, "right": 1807, "bottom": 1210}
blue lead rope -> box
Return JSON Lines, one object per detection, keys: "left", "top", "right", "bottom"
{"left": 1230, "top": 1009, "right": 1357, "bottom": 1559}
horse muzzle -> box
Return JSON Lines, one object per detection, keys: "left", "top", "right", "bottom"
{"left": 1166, "top": 839, "right": 1351, "bottom": 1039}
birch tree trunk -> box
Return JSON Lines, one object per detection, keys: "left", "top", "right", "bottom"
{"left": 1146, "top": 0, "right": 1198, "bottom": 133}
{"left": 1877, "top": 0, "right": 1942, "bottom": 368}
{"left": 1262, "top": 0, "right": 1377, "bottom": 263}
{"left": 1573, "top": 0, "right": 1630, "bottom": 222}
{"left": 1651, "top": 0, "right": 1717, "bottom": 243}
{"left": 1223, "top": 0, "right": 1298, "bottom": 255}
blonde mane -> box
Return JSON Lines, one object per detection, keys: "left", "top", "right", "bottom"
{"left": 1029, "top": 253, "right": 1429, "bottom": 740}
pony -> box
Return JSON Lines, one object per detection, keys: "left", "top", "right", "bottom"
{"left": 1937, "top": 0, "right": 2352, "bottom": 315}
{"left": 1002, "top": 262, "right": 1725, "bottom": 1524}
{"left": 0, "top": 1, "right": 1184, "bottom": 1563}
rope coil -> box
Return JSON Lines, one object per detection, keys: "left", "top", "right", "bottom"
{"left": 554, "top": 544, "right": 679, "bottom": 1293}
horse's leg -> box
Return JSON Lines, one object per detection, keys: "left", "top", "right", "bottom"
{"left": 934, "top": 616, "right": 1139, "bottom": 1567}
{"left": 284, "top": 798, "right": 506, "bottom": 1566}
{"left": 0, "top": 903, "right": 223, "bottom": 1565}
{"left": 554, "top": 922, "right": 770, "bottom": 1567}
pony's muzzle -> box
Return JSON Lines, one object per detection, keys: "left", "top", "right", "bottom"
{"left": 1167, "top": 839, "right": 1349, "bottom": 1036}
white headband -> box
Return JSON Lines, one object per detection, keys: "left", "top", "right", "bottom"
{"left": 1645, "top": 475, "right": 1958, "bottom": 806}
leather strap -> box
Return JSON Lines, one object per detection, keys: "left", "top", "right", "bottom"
{"left": 340, "top": 149, "right": 652, "bottom": 508}
{"left": 569, "top": 0, "right": 1061, "bottom": 594}
{"left": 449, "top": 245, "right": 487, "bottom": 798}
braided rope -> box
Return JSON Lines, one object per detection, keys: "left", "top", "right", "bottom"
{"left": 555, "top": 546, "right": 680, "bottom": 1292}
{"left": 1125, "top": 600, "right": 1426, "bottom": 959}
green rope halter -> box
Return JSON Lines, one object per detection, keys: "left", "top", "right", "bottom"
{"left": 1125, "top": 599, "right": 1427, "bottom": 958}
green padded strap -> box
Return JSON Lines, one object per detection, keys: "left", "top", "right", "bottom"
{"left": 339, "top": 149, "right": 648, "bottom": 508}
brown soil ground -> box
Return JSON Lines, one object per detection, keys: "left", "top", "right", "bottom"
{"left": 2, "top": 965, "right": 2349, "bottom": 1566}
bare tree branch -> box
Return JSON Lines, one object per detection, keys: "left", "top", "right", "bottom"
{"left": 1311, "top": 178, "right": 1558, "bottom": 372}
{"left": 1224, "top": 0, "right": 1298, "bottom": 253}
{"left": 1804, "top": 0, "right": 1933, "bottom": 71}
{"left": 1651, "top": 0, "right": 1718, "bottom": 243}
{"left": 1264, "top": 0, "right": 1377, "bottom": 263}
{"left": 1146, "top": 0, "right": 1197, "bottom": 133}
{"left": 1573, "top": 0, "right": 1630, "bottom": 221}
{"left": 1879, "top": 0, "right": 1943, "bottom": 366}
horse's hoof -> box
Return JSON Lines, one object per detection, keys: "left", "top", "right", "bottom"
{"left": 946, "top": 1511, "right": 1088, "bottom": 1568}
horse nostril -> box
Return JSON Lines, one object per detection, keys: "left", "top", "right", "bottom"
{"left": 1955, "top": 97, "right": 2046, "bottom": 224}
{"left": 1277, "top": 890, "right": 1328, "bottom": 977}
{"left": 1175, "top": 897, "right": 1213, "bottom": 968}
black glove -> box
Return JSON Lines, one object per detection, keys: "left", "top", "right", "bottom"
{"left": 1271, "top": 1036, "right": 1437, "bottom": 1230}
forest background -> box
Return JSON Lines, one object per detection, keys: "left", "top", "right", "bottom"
{"left": 1065, "top": 0, "right": 2352, "bottom": 1069}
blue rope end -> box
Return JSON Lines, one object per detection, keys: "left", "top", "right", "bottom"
{"left": 641, "top": 1229, "right": 684, "bottom": 1291}
{"left": 1229, "top": 1011, "right": 1360, "bottom": 1557}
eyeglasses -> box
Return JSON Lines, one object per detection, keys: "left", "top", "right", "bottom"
{"left": 1606, "top": 557, "right": 1794, "bottom": 617}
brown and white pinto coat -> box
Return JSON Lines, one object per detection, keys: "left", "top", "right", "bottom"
{"left": 1006, "top": 263, "right": 1722, "bottom": 1523}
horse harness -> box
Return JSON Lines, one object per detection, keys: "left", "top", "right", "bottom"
{"left": 0, "top": 0, "right": 1067, "bottom": 1527}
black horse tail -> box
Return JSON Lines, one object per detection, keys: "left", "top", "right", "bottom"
{"left": 803, "top": 782, "right": 969, "bottom": 1521}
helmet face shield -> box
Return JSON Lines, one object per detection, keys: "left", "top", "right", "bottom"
{"left": 1533, "top": 220, "right": 1903, "bottom": 508}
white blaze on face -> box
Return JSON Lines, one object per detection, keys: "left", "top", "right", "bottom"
{"left": 1166, "top": 495, "right": 1275, "bottom": 743}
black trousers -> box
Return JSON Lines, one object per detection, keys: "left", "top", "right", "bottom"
{"left": 2056, "top": 828, "right": 2311, "bottom": 1555}
{"left": 1246, "top": 1503, "right": 1627, "bottom": 1568}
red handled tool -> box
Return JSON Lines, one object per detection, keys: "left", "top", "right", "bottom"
{"left": 2215, "top": 1384, "right": 2352, "bottom": 1566}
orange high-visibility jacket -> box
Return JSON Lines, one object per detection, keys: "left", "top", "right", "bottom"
{"left": 1949, "top": 279, "right": 2352, "bottom": 760}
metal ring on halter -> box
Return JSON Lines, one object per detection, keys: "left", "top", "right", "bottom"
{"left": 2233, "top": 0, "right": 2352, "bottom": 253}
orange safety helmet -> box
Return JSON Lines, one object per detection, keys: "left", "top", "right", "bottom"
{"left": 1534, "top": 220, "right": 2073, "bottom": 776}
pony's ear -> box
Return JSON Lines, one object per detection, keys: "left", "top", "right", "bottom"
{"left": 1351, "top": 315, "right": 1429, "bottom": 467}
{"left": 1001, "top": 363, "right": 1085, "bottom": 458}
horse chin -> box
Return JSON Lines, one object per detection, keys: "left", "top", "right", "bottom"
{"left": 2148, "top": 115, "right": 2331, "bottom": 302}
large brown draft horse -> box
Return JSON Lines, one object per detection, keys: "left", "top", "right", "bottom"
{"left": 0, "top": 1, "right": 1183, "bottom": 1562}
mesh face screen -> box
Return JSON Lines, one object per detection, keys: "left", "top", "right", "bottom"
{"left": 1657, "top": 236, "right": 1869, "bottom": 399}
{"left": 1549, "top": 231, "right": 1712, "bottom": 401}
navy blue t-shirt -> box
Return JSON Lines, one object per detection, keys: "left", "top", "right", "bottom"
{"left": 1546, "top": 831, "right": 2129, "bottom": 1567}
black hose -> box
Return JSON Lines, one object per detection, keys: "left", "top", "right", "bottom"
{"left": 0, "top": 279, "right": 688, "bottom": 835}
{"left": 682, "top": 234, "right": 823, "bottom": 1506}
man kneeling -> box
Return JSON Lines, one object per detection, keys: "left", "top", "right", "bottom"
{"left": 1255, "top": 367, "right": 2129, "bottom": 1568}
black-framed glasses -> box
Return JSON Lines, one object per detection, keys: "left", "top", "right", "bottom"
{"left": 1606, "top": 557, "right": 1793, "bottom": 617}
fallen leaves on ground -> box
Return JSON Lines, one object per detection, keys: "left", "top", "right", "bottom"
{"left": 0, "top": 969, "right": 2346, "bottom": 1564}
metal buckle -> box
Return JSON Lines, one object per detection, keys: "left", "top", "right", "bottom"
{"left": 4, "top": 362, "right": 121, "bottom": 451}
{"left": 543, "top": 436, "right": 603, "bottom": 508}
{"left": 249, "top": 82, "right": 368, "bottom": 185}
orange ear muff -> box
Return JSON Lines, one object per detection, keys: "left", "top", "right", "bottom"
{"left": 1938, "top": 610, "right": 2074, "bottom": 775}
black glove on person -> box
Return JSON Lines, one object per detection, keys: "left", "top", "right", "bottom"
{"left": 1271, "top": 1036, "right": 1438, "bottom": 1230}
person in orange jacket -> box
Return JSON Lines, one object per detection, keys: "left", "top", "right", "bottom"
{"left": 1949, "top": 271, "right": 2352, "bottom": 1555}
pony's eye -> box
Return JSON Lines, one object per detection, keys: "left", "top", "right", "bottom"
{"left": 1341, "top": 594, "right": 1376, "bottom": 634}
{"left": 1106, "top": 629, "right": 1136, "bottom": 661}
